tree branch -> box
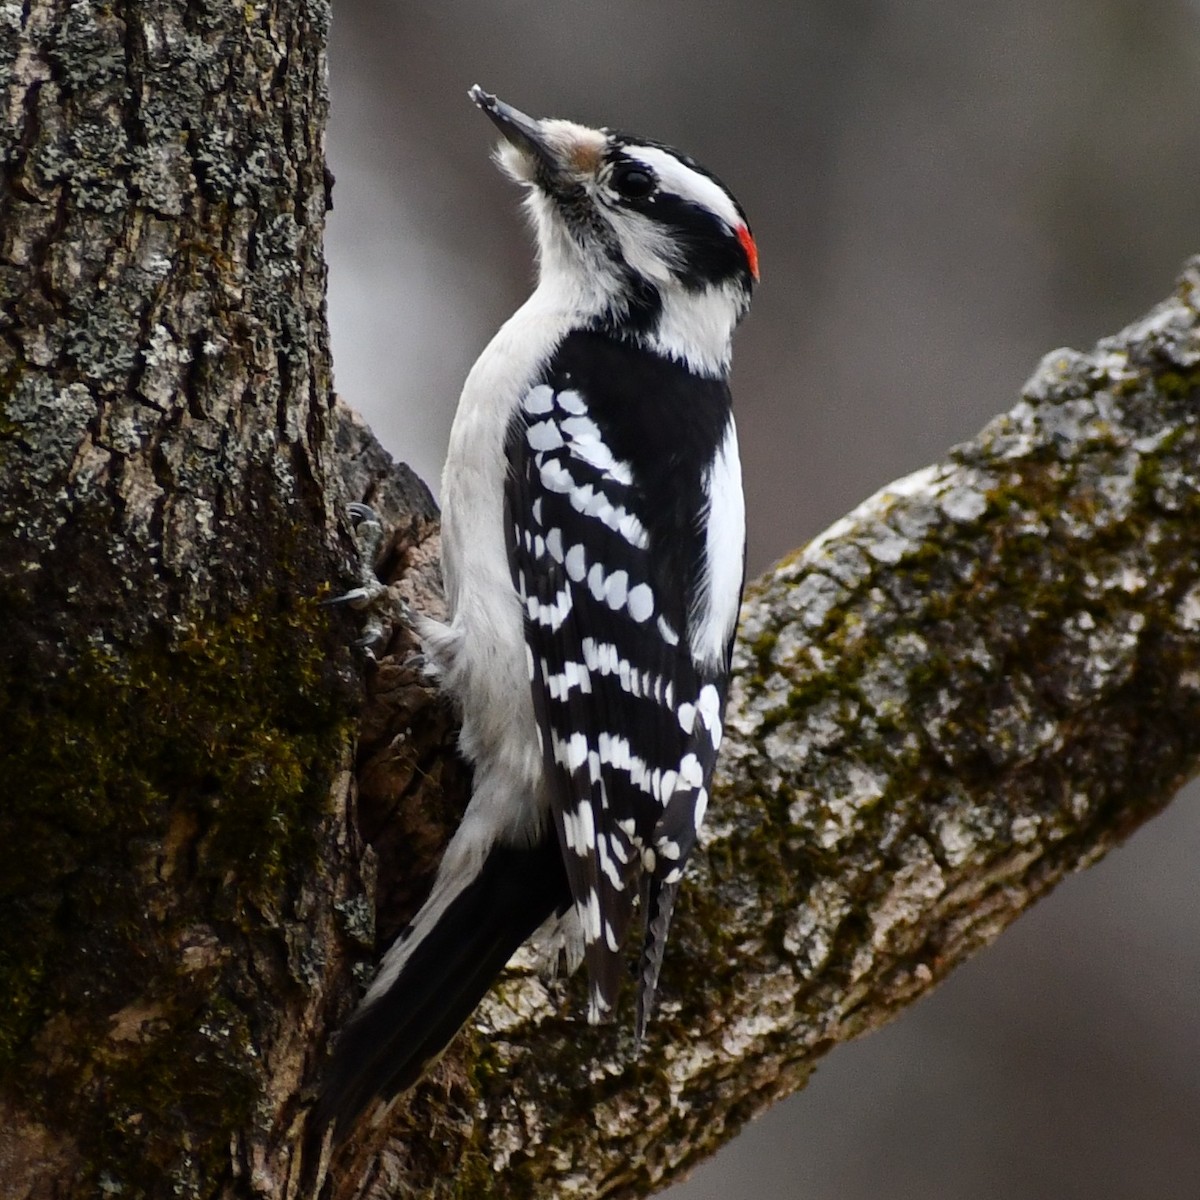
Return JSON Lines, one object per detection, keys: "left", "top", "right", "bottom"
{"left": 327, "top": 259, "right": 1200, "bottom": 1199}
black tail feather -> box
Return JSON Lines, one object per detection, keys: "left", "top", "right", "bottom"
{"left": 313, "top": 835, "right": 569, "bottom": 1142}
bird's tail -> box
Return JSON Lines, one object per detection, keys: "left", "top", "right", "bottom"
{"left": 636, "top": 872, "right": 681, "bottom": 1041}
{"left": 312, "top": 832, "right": 569, "bottom": 1142}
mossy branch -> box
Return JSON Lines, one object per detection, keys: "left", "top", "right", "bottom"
{"left": 327, "top": 259, "right": 1200, "bottom": 1199}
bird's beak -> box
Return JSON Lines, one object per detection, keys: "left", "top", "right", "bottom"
{"left": 469, "top": 86, "right": 563, "bottom": 178}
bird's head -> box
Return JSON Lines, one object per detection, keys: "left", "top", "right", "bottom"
{"left": 470, "top": 86, "right": 758, "bottom": 377}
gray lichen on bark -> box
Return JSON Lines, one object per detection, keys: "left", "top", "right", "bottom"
{"left": 327, "top": 263, "right": 1200, "bottom": 1200}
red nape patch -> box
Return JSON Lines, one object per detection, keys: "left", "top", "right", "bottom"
{"left": 736, "top": 224, "right": 759, "bottom": 281}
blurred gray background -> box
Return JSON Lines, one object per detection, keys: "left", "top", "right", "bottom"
{"left": 325, "top": 3, "right": 1200, "bottom": 1197}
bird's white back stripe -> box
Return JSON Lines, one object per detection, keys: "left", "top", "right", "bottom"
{"left": 689, "top": 419, "right": 744, "bottom": 667}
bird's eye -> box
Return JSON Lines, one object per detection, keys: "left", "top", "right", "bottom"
{"left": 612, "top": 164, "right": 656, "bottom": 201}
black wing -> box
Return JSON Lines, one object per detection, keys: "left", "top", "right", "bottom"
{"left": 504, "top": 331, "right": 738, "bottom": 1026}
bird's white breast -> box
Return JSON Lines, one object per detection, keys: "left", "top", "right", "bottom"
{"left": 437, "top": 283, "right": 579, "bottom": 802}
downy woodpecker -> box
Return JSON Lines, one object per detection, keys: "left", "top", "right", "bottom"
{"left": 318, "top": 87, "right": 758, "bottom": 1137}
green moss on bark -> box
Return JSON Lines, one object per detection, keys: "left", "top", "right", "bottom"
{"left": 0, "top": 595, "right": 353, "bottom": 1197}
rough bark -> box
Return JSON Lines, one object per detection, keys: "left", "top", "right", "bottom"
{"left": 0, "top": 2, "right": 369, "bottom": 1196}
{"left": 2, "top": 3, "right": 1199, "bottom": 1199}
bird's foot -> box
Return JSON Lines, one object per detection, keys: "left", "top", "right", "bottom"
{"left": 325, "top": 502, "right": 414, "bottom": 657}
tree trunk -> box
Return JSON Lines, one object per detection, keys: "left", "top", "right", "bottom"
{"left": 2, "top": 5, "right": 1199, "bottom": 1200}
{"left": 0, "top": 2, "right": 371, "bottom": 1194}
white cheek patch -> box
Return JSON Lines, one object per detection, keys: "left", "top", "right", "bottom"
{"left": 609, "top": 212, "right": 682, "bottom": 287}
{"left": 622, "top": 144, "right": 742, "bottom": 231}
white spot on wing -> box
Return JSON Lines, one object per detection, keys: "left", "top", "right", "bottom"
{"left": 560, "top": 411, "right": 634, "bottom": 485}
{"left": 580, "top": 888, "right": 602, "bottom": 942}
{"left": 569, "top": 802, "right": 596, "bottom": 854}
{"left": 573, "top": 437, "right": 626, "bottom": 480}
{"left": 546, "top": 660, "right": 592, "bottom": 701}
{"left": 679, "top": 753, "right": 704, "bottom": 788}
{"left": 603, "top": 570, "right": 629, "bottom": 611}
{"left": 598, "top": 839, "right": 622, "bottom": 888}
{"left": 627, "top": 583, "right": 654, "bottom": 622}
{"left": 659, "top": 769, "right": 677, "bottom": 804}
{"left": 540, "top": 458, "right": 576, "bottom": 494}
{"left": 526, "top": 420, "right": 564, "bottom": 452}
{"left": 526, "top": 587, "right": 572, "bottom": 630}
{"left": 561, "top": 414, "right": 602, "bottom": 443}
{"left": 556, "top": 389, "right": 588, "bottom": 415}
{"left": 565, "top": 543, "right": 587, "bottom": 581}
{"left": 524, "top": 384, "right": 555, "bottom": 415}
{"left": 587, "top": 562, "right": 606, "bottom": 602}
{"left": 618, "top": 509, "right": 649, "bottom": 548}
{"left": 582, "top": 488, "right": 614, "bottom": 522}
{"left": 552, "top": 730, "right": 591, "bottom": 772}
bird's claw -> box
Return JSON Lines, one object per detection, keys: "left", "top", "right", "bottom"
{"left": 326, "top": 501, "right": 414, "bottom": 655}
{"left": 355, "top": 622, "right": 389, "bottom": 656}
{"left": 322, "top": 584, "right": 382, "bottom": 610}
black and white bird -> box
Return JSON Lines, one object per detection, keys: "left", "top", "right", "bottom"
{"left": 318, "top": 87, "right": 758, "bottom": 1138}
